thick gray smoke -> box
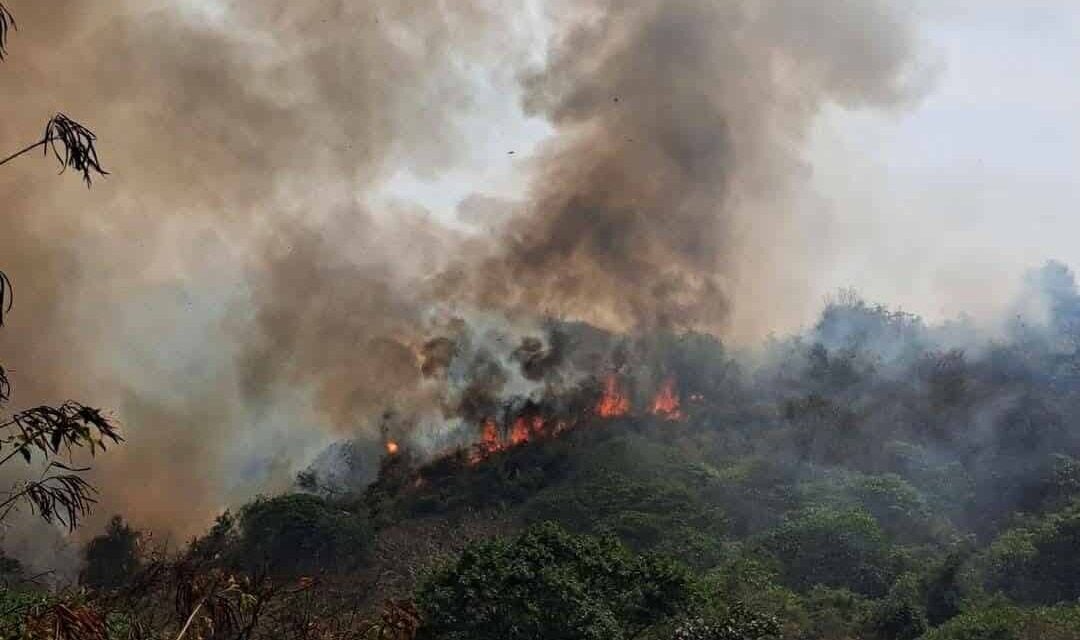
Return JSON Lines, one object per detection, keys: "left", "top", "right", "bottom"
{"left": 452, "top": 0, "right": 925, "bottom": 333}
{"left": 0, "top": 0, "right": 926, "bottom": 547}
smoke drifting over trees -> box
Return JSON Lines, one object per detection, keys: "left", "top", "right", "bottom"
{"left": 3, "top": 0, "right": 928, "bottom": 540}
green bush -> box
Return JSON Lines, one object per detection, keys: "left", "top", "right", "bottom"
{"left": 791, "top": 586, "right": 872, "bottom": 640}
{"left": 867, "top": 573, "right": 928, "bottom": 640}
{"left": 415, "top": 522, "right": 694, "bottom": 640}
{"left": 82, "top": 516, "right": 142, "bottom": 590}
{"left": 525, "top": 471, "right": 727, "bottom": 565}
{"left": 981, "top": 503, "right": 1080, "bottom": 604}
{"left": 923, "top": 602, "right": 1080, "bottom": 640}
{"left": 758, "top": 507, "right": 895, "bottom": 597}
{"left": 235, "top": 493, "right": 372, "bottom": 576}
{"left": 669, "top": 603, "right": 781, "bottom": 640}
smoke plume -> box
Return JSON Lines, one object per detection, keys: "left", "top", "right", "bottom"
{"left": 452, "top": 0, "right": 925, "bottom": 333}
{"left": 0, "top": 0, "right": 926, "bottom": 547}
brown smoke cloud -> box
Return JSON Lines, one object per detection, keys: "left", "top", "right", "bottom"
{"left": 451, "top": 0, "right": 925, "bottom": 334}
{"left": 0, "top": 0, "right": 518, "bottom": 539}
{"left": 0, "top": 0, "right": 926, "bottom": 548}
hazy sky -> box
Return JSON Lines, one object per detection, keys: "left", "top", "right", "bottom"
{"left": 806, "top": 1, "right": 1080, "bottom": 325}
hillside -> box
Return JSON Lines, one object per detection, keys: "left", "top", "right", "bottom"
{"left": 5, "top": 263, "right": 1080, "bottom": 639}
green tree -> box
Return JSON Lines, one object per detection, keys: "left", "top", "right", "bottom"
{"left": 922, "top": 602, "right": 1080, "bottom": 640}
{"left": 670, "top": 602, "right": 781, "bottom": 640}
{"left": 415, "top": 522, "right": 694, "bottom": 640}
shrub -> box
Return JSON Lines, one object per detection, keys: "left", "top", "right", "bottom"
{"left": 758, "top": 507, "right": 894, "bottom": 597}
{"left": 982, "top": 503, "right": 1080, "bottom": 604}
{"left": 82, "top": 516, "right": 142, "bottom": 590}
{"left": 234, "top": 493, "right": 372, "bottom": 576}
{"left": 415, "top": 522, "right": 694, "bottom": 640}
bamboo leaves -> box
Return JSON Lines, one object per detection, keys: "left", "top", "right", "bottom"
{"left": 0, "top": 3, "right": 15, "bottom": 60}
{"left": 43, "top": 114, "right": 108, "bottom": 186}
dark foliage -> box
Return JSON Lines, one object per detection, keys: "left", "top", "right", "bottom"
{"left": 233, "top": 494, "right": 373, "bottom": 576}
{"left": 82, "top": 516, "right": 142, "bottom": 590}
{"left": 924, "top": 550, "right": 969, "bottom": 627}
{"left": 982, "top": 503, "right": 1080, "bottom": 605}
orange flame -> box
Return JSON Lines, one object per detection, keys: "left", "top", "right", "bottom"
{"left": 480, "top": 417, "right": 501, "bottom": 451}
{"left": 650, "top": 377, "right": 684, "bottom": 421}
{"left": 510, "top": 417, "right": 530, "bottom": 445}
{"left": 385, "top": 440, "right": 400, "bottom": 455}
{"left": 469, "top": 417, "right": 504, "bottom": 464}
{"left": 596, "top": 374, "right": 630, "bottom": 417}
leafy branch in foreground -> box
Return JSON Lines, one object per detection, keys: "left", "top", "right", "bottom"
{"left": 0, "top": 463, "right": 97, "bottom": 531}
{"left": 0, "top": 402, "right": 121, "bottom": 467}
{"left": 0, "top": 402, "right": 121, "bottom": 530}
{"left": 0, "top": 2, "right": 14, "bottom": 60}
{"left": 0, "top": 114, "right": 107, "bottom": 186}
